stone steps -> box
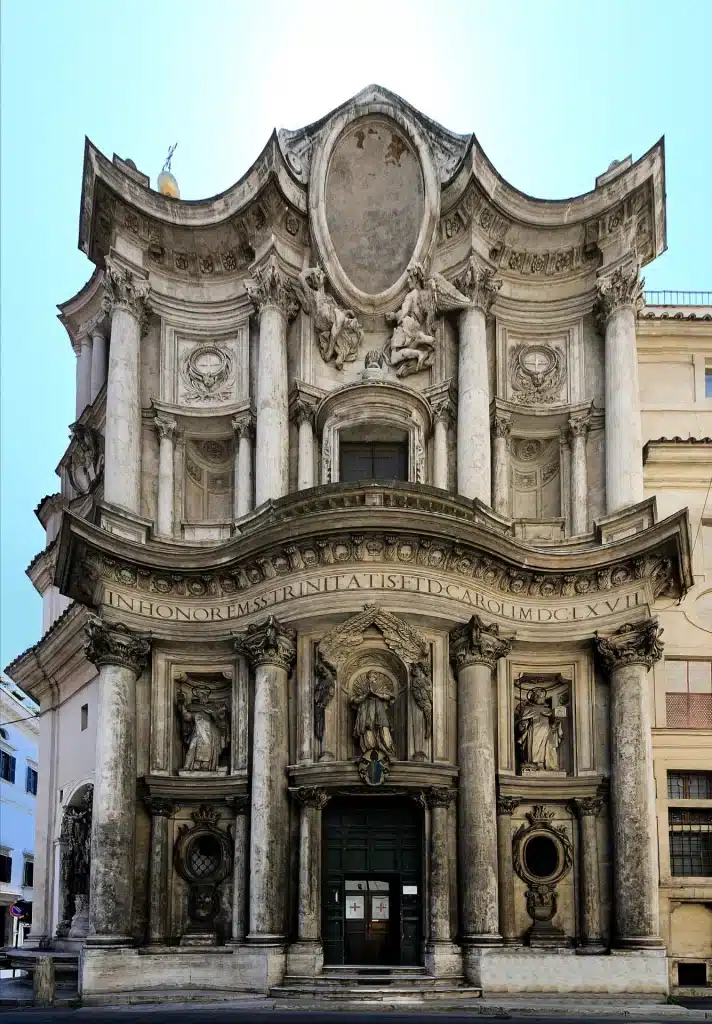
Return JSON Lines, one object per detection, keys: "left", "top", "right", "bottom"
{"left": 272, "top": 968, "right": 481, "bottom": 1000}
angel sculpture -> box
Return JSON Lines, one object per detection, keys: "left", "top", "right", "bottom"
{"left": 314, "top": 655, "right": 336, "bottom": 742}
{"left": 294, "top": 266, "right": 363, "bottom": 369}
{"left": 383, "top": 261, "right": 470, "bottom": 378}
{"left": 409, "top": 658, "right": 433, "bottom": 739}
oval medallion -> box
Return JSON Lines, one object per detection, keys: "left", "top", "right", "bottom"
{"left": 325, "top": 118, "right": 424, "bottom": 296}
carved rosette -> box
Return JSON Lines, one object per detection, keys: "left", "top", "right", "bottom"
{"left": 568, "top": 796, "right": 604, "bottom": 819}
{"left": 84, "top": 616, "right": 151, "bottom": 676}
{"left": 245, "top": 254, "right": 298, "bottom": 319}
{"left": 455, "top": 254, "right": 502, "bottom": 314}
{"left": 496, "top": 795, "right": 521, "bottom": 816}
{"left": 102, "top": 256, "right": 150, "bottom": 329}
{"left": 449, "top": 614, "right": 513, "bottom": 671}
{"left": 595, "top": 262, "right": 645, "bottom": 325}
{"left": 231, "top": 413, "right": 255, "bottom": 441}
{"left": 234, "top": 614, "right": 297, "bottom": 670}
{"left": 594, "top": 618, "right": 664, "bottom": 673}
{"left": 154, "top": 414, "right": 177, "bottom": 442}
{"left": 424, "top": 786, "right": 457, "bottom": 809}
{"left": 292, "top": 786, "right": 330, "bottom": 809}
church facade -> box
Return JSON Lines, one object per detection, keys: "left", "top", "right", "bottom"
{"left": 6, "top": 87, "right": 712, "bottom": 1000}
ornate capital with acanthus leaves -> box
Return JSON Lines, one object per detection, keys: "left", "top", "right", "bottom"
{"left": 595, "top": 262, "right": 645, "bottom": 326}
{"left": 234, "top": 614, "right": 297, "bottom": 671}
{"left": 84, "top": 615, "right": 151, "bottom": 676}
{"left": 431, "top": 397, "right": 456, "bottom": 427}
{"left": 290, "top": 397, "right": 317, "bottom": 429}
{"left": 245, "top": 254, "right": 299, "bottom": 319}
{"left": 594, "top": 618, "right": 663, "bottom": 673}
{"left": 449, "top": 614, "right": 513, "bottom": 672}
{"left": 568, "top": 796, "right": 604, "bottom": 819}
{"left": 154, "top": 413, "right": 177, "bottom": 443}
{"left": 144, "top": 796, "right": 175, "bottom": 818}
{"left": 292, "top": 786, "right": 330, "bottom": 809}
{"left": 455, "top": 254, "right": 502, "bottom": 315}
{"left": 231, "top": 412, "right": 255, "bottom": 441}
{"left": 424, "top": 786, "right": 457, "bottom": 809}
{"left": 227, "top": 793, "right": 250, "bottom": 815}
{"left": 492, "top": 412, "right": 512, "bottom": 441}
{"left": 567, "top": 414, "right": 590, "bottom": 442}
{"left": 102, "top": 256, "right": 151, "bottom": 329}
{"left": 497, "top": 795, "right": 520, "bottom": 816}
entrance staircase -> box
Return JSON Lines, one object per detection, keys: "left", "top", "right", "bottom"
{"left": 271, "top": 965, "right": 482, "bottom": 1004}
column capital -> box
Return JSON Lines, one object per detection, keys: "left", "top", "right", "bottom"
{"left": 594, "top": 618, "right": 664, "bottom": 673}
{"left": 595, "top": 261, "right": 645, "bottom": 326}
{"left": 144, "top": 796, "right": 175, "bottom": 817}
{"left": 102, "top": 256, "right": 150, "bottom": 329}
{"left": 234, "top": 614, "right": 297, "bottom": 670}
{"left": 231, "top": 411, "right": 255, "bottom": 441}
{"left": 290, "top": 396, "right": 317, "bottom": 428}
{"left": 496, "top": 795, "right": 521, "bottom": 816}
{"left": 246, "top": 253, "right": 299, "bottom": 319}
{"left": 84, "top": 616, "right": 151, "bottom": 676}
{"left": 424, "top": 786, "right": 457, "bottom": 809}
{"left": 227, "top": 793, "right": 250, "bottom": 815}
{"left": 455, "top": 253, "right": 501, "bottom": 314}
{"left": 567, "top": 413, "right": 591, "bottom": 442}
{"left": 291, "top": 786, "right": 330, "bottom": 809}
{"left": 450, "top": 614, "right": 513, "bottom": 671}
{"left": 569, "top": 795, "right": 605, "bottom": 819}
{"left": 431, "top": 396, "right": 456, "bottom": 427}
{"left": 492, "top": 411, "right": 512, "bottom": 441}
{"left": 154, "top": 413, "right": 177, "bottom": 442}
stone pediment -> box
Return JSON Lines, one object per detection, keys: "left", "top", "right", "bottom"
{"left": 319, "top": 604, "right": 428, "bottom": 668}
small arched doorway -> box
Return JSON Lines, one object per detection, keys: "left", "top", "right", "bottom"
{"left": 322, "top": 796, "right": 423, "bottom": 966}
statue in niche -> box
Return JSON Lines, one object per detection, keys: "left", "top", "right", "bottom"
{"left": 351, "top": 671, "right": 396, "bottom": 757}
{"left": 56, "top": 787, "right": 93, "bottom": 938}
{"left": 409, "top": 658, "right": 433, "bottom": 739}
{"left": 314, "top": 654, "right": 336, "bottom": 743}
{"left": 383, "top": 261, "right": 470, "bottom": 377}
{"left": 294, "top": 266, "right": 363, "bottom": 369}
{"left": 515, "top": 687, "right": 566, "bottom": 773}
{"left": 176, "top": 679, "right": 230, "bottom": 774}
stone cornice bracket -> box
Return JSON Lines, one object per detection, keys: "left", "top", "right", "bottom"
{"left": 154, "top": 413, "right": 177, "bottom": 441}
{"left": 424, "top": 786, "right": 457, "bottom": 808}
{"left": 234, "top": 614, "right": 297, "bottom": 670}
{"left": 245, "top": 253, "right": 298, "bottom": 319}
{"left": 594, "top": 618, "right": 664, "bottom": 673}
{"left": 492, "top": 412, "right": 512, "bottom": 441}
{"left": 101, "top": 256, "right": 151, "bottom": 330}
{"left": 594, "top": 260, "right": 645, "bottom": 327}
{"left": 496, "top": 795, "right": 521, "bottom": 816}
{"left": 291, "top": 786, "right": 330, "bottom": 809}
{"left": 449, "top": 614, "right": 513, "bottom": 671}
{"left": 568, "top": 796, "right": 605, "bottom": 819}
{"left": 231, "top": 412, "right": 255, "bottom": 440}
{"left": 144, "top": 796, "right": 175, "bottom": 817}
{"left": 455, "top": 253, "right": 502, "bottom": 315}
{"left": 84, "top": 615, "right": 151, "bottom": 676}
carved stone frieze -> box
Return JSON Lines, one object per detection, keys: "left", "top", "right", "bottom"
{"left": 319, "top": 603, "right": 428, "bottom": 668}
{"left": 595, "top": 262, "right": 645, "bottom": 326}
{"left": 67, "top": 423, "right": 104, "bottom": 495}
{"left": 84, "top": 615, "right": 151, "bottom": 675}
{"left": 449, "top": 614, "right": 513, "bottom": 671}
{"left": 234, "top": 614, "right": 297, "bottom": 670}
{"left": 509, "top": 343, "right": 567, "bottom": 405}
{"left": 438, "top": 181, "right": 511, "bottom": 247}
{"left": 594, "top": 618, "right": 664, "bottom": 672}
{"left": 454, "top": 254, "right": 501, "bottom": 314}
{"left": 245, "top": 254, "right": 299, "bottom": 319}
{"left": 102, "top": 256, "right": 150, "bottom": 329}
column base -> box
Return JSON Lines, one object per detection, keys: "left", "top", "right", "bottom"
{"left": 84, "top": 934, "right": 134, "bottom": 948}
{"left": 424, "top": 940, "right": 462, "bottom": 977}
{"left": 246, "top": 932, "right": 287, "bottom": 945}
{"left": 286, "top": 940, "right": 323, "bottom": 977}
{"left": 613, "top": 935, "right": 665, "bottom": 950}
{"left": 460, "top": 932, "right": 503, "bottom": 946}
{"left": 576, "top": 942, "right": 607, "bottom": 955}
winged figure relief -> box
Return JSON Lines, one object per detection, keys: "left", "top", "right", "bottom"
{"left": 294, "top": 266, "right": 363, "bottom": 369}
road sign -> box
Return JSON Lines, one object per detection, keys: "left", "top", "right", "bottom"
{"left": 9, "top": 904, "right": 24, "bottom": 918}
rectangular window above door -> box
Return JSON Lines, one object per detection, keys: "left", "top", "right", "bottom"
{"left": 340, "top": 442, "right": 407, "bottom": 483}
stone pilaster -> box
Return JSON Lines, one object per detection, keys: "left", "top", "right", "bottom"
{"left": 101, "top": 257, "right": 150, "bottom": 515}
{"left": 450, "top": 616, "right": 512, "bottom": 952}
{"left": 246, "top": 254, "right": 298, "bottom": 506}
{"left": 431, "top": 398, "right": 455, "bottom": 491}
{"left": 595, "top": 619, "right": 663, "bottom": 948}
{"left": 568, "top": 414, "right": 590, "bottom": 536}
{"left": 496, "top": 795, "right": 520, "bottom": 944}
{"left": 595, "top": 262, "right": 645, "bottom": 514}
{"left": 226, "top": 794, "right": 250, "bottom": 944}
{"left": 235, "top": 616, "right": 297, "bottom": 943}
{"left": 455, "top": 256, "right": 500, "bottom": 504}
{"left": 231, "top": 413, "right": 254, "bottom": 518}
{"left": 154, "top": 414, "right": 176, "bottom": 538}
{"left": 84, "top": 616, "right": 151, "bottom": 944}
{"left": 144, "top": 796, "right": 174, "bottom": 944}
{"left": 290, "top": 395, "right": 317, "bottom": 492}
{"left": 569, "top": 796, "right": 605, "bottom": 950}
{"left": 491, "top": 412, "right": 512, "bottom": 516}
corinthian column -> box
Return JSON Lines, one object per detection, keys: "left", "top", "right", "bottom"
{"left": 101, "top": 257, "right": 150, "bottom": 515}
{"left": 246, "top": 255, "right": 296, "bottom": 506}
{"left": 154, "top": 414, "right": 176, "bottom": 538}
{"left": 449, "top": 616, "right": 512, "bottom": 950}
{"left": 569, "top": 796, "right": 605, "bottom": 950}
{"left": 595, "top": 263, "right": 645, "bottom": 513}
{"left": 455, "top": 257, "right": 501, "bottom": 503}
{"left": 231, "top": 413, "right": 254, "bottom": 519}
{"left": 491, "top": 412, "right": 512, "bottom": 516}
{"left": 568, "top": 413, "right": 590, "bottom": 536}
{"left": 84, "top": 616, "right": 151, "bottom": 944}
{"left": 431, "top": 399, "right": 455, "bottom": 491}
{"left": 595, "top": 619, "right": 664, "bottom": 948}
{"left": 235, "top": 616, "right": 296, "bottom": 943}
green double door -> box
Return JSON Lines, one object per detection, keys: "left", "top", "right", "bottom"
{"left": 322, "top": 798, "right": 423, "bottom": 966}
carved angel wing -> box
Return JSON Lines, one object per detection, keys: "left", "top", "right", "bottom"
{"left": 429, "top": 273, "right": 471, "bottom": 314}
{"left": 410, "top": 660, "right": 433, "bottom": 739}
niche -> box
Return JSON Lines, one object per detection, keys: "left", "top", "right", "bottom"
{"left": 511, "top": 437, "right": 561, "bottom": 521}
{"left": 183, "top": 438, "right": 233, "bottom": 523}
{"left": 514, "top": 673, "right": 572, "bottom": 776}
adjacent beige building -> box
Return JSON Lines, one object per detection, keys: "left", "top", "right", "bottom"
{"left": 5, "top": 87, "right": 711, "bottom": 1001}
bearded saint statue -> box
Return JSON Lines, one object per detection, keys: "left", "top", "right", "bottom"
{"left": 351, "top": 671, "right": 396, "bottom": 757}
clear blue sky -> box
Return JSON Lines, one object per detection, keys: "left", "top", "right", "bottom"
{"left": 1, "top": 0, "right": 710, "bottom": 670}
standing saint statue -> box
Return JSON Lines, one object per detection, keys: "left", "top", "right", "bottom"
{"left": 177, "top": 684, "right": 230, "bottom": 772}
{"left": 351, "top": 671, "right": 396, "bottom": 757}
{"left": 56, "top": 786, "right": 93, "bottom": 937}
{"left": 515, "top": 687, "right": 564, "bottom": 772}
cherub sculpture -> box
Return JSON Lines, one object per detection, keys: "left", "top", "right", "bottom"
{"left": 294, "top": 266, "right": 363, "bottom": 369}
{"left": 383, "top": 261, "right": 470, "bottom": 377}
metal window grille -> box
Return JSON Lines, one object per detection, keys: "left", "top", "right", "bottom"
{"left": 668, "top": 771, "right": 712, "bottom": 799}
{"left": 669, "top": 809, "right": 712, "bottom": 876}
{"left": 666, "top": 694, "right": 712, "bottom": 729}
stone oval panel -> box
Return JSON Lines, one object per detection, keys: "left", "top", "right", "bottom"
{"left": 325, "top": 118, "right": 424, "bottom": 296}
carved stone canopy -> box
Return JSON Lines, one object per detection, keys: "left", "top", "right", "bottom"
{"left": 449, "top": 614, "right": 513, "bottom": 671}
{"left": 319, "top": 603, "right": 428, "bottom": 669}
{"left": 594, "top": 618, "right": 664, "bottom": 673}
{"left": 234, "top": 614, "right": 297, "bottom": 670}
{"left": 84, "top": 615, "right": 151, "bottom": 676}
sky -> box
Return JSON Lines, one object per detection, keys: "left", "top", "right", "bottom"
{"left": 1, "top": 0, "right": 711, "bottom": 671}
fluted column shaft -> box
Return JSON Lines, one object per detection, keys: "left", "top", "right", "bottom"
{"left": 426, "top": 788, "right": 456, "bottom": 942}
{"left": 492, "top": 414, "right": 511, "bottom": 516}
{"left": 146, "top": 798, "right": 173, "bottom": 944}
{"left": 102, "top": 259, "right": 149, "bottom": 514}
{"left": 450, "top": 616, "right": 511, "bottom": 944}
{"left": 90, "top": 325, "right": 108, "bottom": 403}
{"left": 84, "top": 617, "right": 150, "bottom": 944}
{"left": 155, "top": 415, "right": 176, "bottom": 538}
{"left": 496, "top": 796, "right": 520, "bottom": 944}
{"left": 570, "top": 797, "right": 604, "bottom": 948}
{"left": 596, "top": 619, "right": 663, "bottom": 948}
{"left": 236, "top": 617, "right": 296, "bottom": 942}
{"left": 569, "top": 415, "right": 590, "bottom": 536}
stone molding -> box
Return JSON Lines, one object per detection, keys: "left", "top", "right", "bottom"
{"left": 144, "top": 796, "right": 175, "bottom": 818}
{"left": 245, "top": 253, "right": 298, "bottom": 319}
{"left": 101, "top": 256, "right": 150, "bottom": 329}
{"left": 449, "top": 614, "right": 513, "bottom": 671}
{"left": 595, "top": 262, "right": 645, "bottom": 325}
{"left": 84, "top": 615, "right": 151, "bottom": 675}
{"left": 568, "top": 796, "right": 605, "bottom": 819}
{"left": 454, "top": 254, "right": 501, "bottom": 314}
{"left": 496, "top": 795, "right": 521, "bottom": 816}
{"left": 594, "top": 618, "right": 664, "bottom": 672}
{"left": 231, "top": 412, "right": 255, "bottom": 441}
{"left": 291, "top": 786, "right": 330, "bottom": 809}
{"left": 234, "top": 614, "right": 296, "bottom": 670}
{"left": 154, "top": 414, "right": 177, "bottom": 442}
{"left": 424, "top": 786, "right": 457, "bottom": 808}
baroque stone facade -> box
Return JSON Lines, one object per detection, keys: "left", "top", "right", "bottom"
{"left": 5, "top": 87, "right": 712, "bottom": 1000}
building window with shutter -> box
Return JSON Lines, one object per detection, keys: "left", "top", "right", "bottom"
{"left": 665, "top": 660, "right": 712, "bottom": 728}
{"left": 0, "top": 750, "right": 16, "bottom": 783}
{"left": 25, "top": 765, "right": 38, "bottom": 796}
{"left": 22, "top": 857, "right": 34, "bottom": 887}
